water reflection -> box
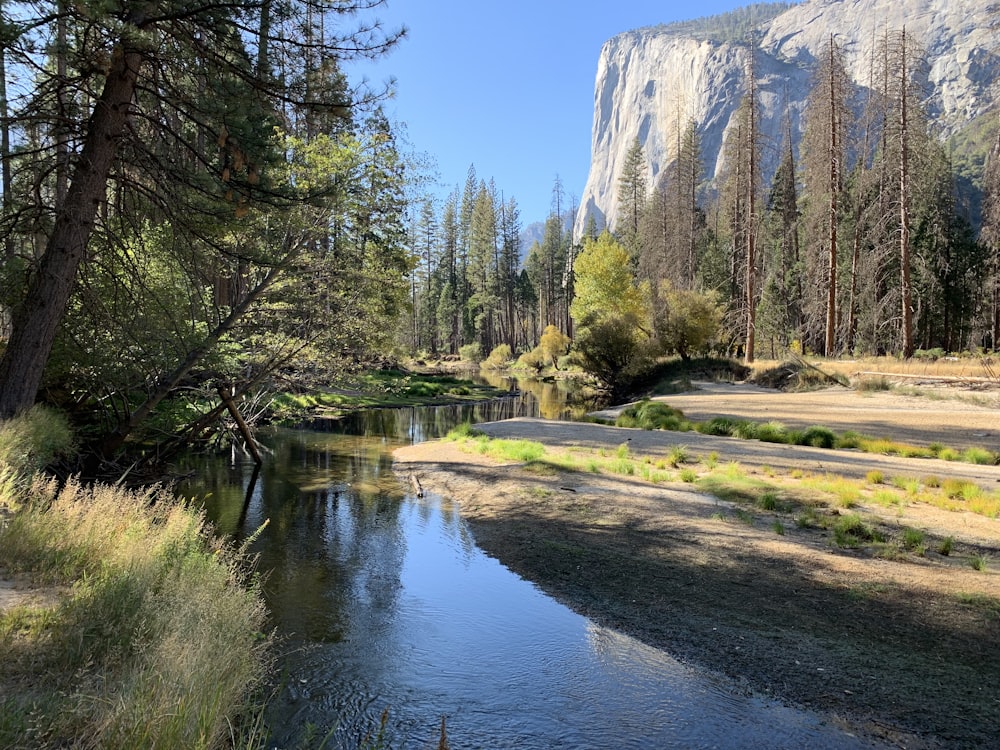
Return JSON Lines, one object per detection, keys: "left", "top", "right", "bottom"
{"left": 178, "top": 384, "right": 877, "bottom": 749}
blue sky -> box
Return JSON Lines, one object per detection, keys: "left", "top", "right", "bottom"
{"left": 350, "top": 1, "right": 753, "bottom": 226}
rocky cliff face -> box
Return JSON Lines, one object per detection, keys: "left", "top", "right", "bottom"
{"left": 575, "top": 0, "right": 1000, "bottom": 237}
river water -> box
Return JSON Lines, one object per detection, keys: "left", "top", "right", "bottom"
{"left": 179, "top": 378, "right": 877, "bottom": 749}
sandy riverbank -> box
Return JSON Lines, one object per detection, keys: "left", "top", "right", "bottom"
{"left": 394, "top": 384, "right": 1000, "bottom": 748}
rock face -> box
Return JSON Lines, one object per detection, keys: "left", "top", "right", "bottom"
{"left": 575, "top": 0, "right": 1000, "bottom": 237}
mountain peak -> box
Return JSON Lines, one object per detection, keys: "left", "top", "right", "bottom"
{"left": 576, "top": 0, "right": 999, "bottom": 237}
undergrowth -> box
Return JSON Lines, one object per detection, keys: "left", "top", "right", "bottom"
{"left": 0, "top": 409, "right": 271, "bottom": 750}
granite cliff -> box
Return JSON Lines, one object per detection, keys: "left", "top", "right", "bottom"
{"left": 575, "top": 0, "right": 999, "bottom": 236}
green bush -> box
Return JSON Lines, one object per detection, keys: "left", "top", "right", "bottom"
{"left": 483, "top": 343, "right": 513, "bottom": 370}
{"left": 0, "top": 405, "right": 75, "bottom": 476}
{"left": 798, "top": 426, "right": 837, "bottom": 449}
{"left": 755, "top": 422, "right": 789, "bottom": 443}
{"left": 458, "top": 342, "right": 482, "bottom": 363}
{"left": 515, "top": 347, "right": 546, "bottom": 374}
{"left": 616, "top": 400, "right": 691, "bottom": 431}
{"left": 697, "top": 417, "right": 738, "bottom": 436}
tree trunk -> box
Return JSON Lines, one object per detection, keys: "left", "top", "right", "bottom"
{"left": 0, "top": 1, "right": 12, "bottom": 263}
{"left": 0, "top": 45, "right": 142, "bottom": 417}
{"left": 824, "top": 39, "right": 839, "bottom": 356}
{"left": 899, "top": 29, "right": 914, "bottom": 359}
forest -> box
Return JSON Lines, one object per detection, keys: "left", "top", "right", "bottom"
{"left": 0, "top": 3, "right": 998, "bottom": 457}
{"left": 403, "top": 30, "right": 1000, "bottom": 379}
{"left": 0, "top": 1, "right": 413, "bottom": 457}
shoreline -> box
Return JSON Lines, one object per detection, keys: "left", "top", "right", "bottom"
{"left": 394, "top": 416, "right": 1000, "bottom": 749}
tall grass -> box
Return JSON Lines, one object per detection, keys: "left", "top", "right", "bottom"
{"left": 0, "top": 477, "right": 271, "bottom": 749}
{"left": 0, "top": 405, "right": 74, "bottom": 476}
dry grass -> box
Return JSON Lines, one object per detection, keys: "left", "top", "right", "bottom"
{"left": 0, "top": 476, "right": 271, "bottom": 749}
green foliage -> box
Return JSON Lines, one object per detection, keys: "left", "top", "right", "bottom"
{"left": 969, "top": 553, "right": 989, "bottom": 572}
{"left": 660, "top": 286, "right": 723, "bottom": 361}
{"left": 459, "top": 342, "right": 482, "bottom": 363}
{"left": 0, "top": 406, "right": 74, "bottom": 477}
{"left": 538, "top": 325, "right": 572, "bottom": 369}
{"left": 833, "top": 514, "right": 885, "bottom": 548}
{"left": 615, "top": 400, "right": 691, "bottom": 431}
{"left": 798, "top": 426, "right": 837, "bottom": 449}
{"left": 901, "top": 527, "right": 925, "bottom": 551}
{"left": 447, "top": 422, "right": 483, "bottom": 440}
{"left": 483, "top": 343, "right": 513, "bottom": 370}
{"left": 515, "top": 348, "right": 547, "bottom": 374}
{"left": 573, "top": 314, "right": 654, "bottom": 395}
{"left": 570, "top": 232, "right": 649, "bottom": 328}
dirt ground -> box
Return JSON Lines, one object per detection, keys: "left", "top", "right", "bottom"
{"left": 393, "top": 384, "right": 1000, "bottom": 749}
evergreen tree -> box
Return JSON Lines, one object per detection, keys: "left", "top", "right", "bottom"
{"left": 616, "top": 136, "right": 648, "bottom": 264}
{"left": 800, "top": 37, "right": 852, "bottom": 355}
{"left": 0, "top": 0, "right": 404, "bottom": 418}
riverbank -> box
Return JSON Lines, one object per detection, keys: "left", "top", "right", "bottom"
{"left": 393, "top": 386, "right": 1000, "bottom": 749}
{"left": 0, "top": 407, "right": 270, "bottom": 749}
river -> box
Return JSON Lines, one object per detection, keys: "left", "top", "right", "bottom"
{"left": 178, "top": 376, "right": 877, "bottom": 749}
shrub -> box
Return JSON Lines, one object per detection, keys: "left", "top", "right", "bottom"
{"left": 855, "top": 376, "right": 893, "bottom": 392}
{"left": 798, "top": 426, "right": 837, "bottom": 449}
{"left": 866, "top": 470, "right": 884, "bottom": 484}
{"left": 901, "top": 527, "right": 925, "bottom": 551}
{"left": 515, "top": 347, "right": 546, "bottom": 374}
{"left": 447, "top": 422, "right": 483, "bottom": 440}
{"left": 755, "top": 421, "right": 789, "bottom": 444}
{"left": 616, "top": 401, "right": 690, "bottom": 432}
{"left": 679, "top": 468, "right": 698, "bottom": 483}
{"left": 539, "top": 325, "right": 572, "bottom": 369}
{"left": 660, "top": 286, "right": 723, "bottom": 361}
{"left": 731, "top": 421, "right": 760, "bottom": 440}
{"left": 698, "top": 417, "right": 737, "bottom": 436}
{"left": 757, "top": 492, "right": 778, "bottom": 511}
{"left": 836, "top": 431, "right": 863, "bottom": 450}
{"left": 668, "top": 445, "right": 688, "bottom": 467}
{"left": 962, "top": 447, "right": 996, "bottom": 465}
{"left": 833, "top": 514, "right": 884, "bottom": 548}
{"left": 458, "top": 342, "right": 482, "bottom": 363}
{"left": 483, "top": 343, "right": 513, "bottom": 370}
{"left": 0, "top": 405, "right": 75, "bottom": 476}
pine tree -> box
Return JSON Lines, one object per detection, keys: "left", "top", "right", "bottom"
{"left": 0, "top": 1, "right": 403, "bottom": 417}
{"left": 616, "top": 136, "right": 648, "bottom": 264}
{"left": 801, "top": 37, "right": 852, "bottom": 355}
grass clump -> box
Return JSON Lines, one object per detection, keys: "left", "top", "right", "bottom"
{"left": 616, "top": 401, "right": 692, "bottom": 432}
{"left": 833, "top": 514, "right": 885, "bottom": 548}
{"left": 969, "top": 553, "right": 989, "bottom": 571}
{"left": 0, "top": 479, "right": 270, "bottom": 750}
{"left": 901, "top": 527, "right": 926, "bottom": 554}
{"left": 797, "top": 426, "right": 837, "bottom": 449}
{"left": 855, "top": 376, "right": 893, "bottom": 392}
{"left": 446, "top": 422, "right": 483, "bottom": 440}
{"left": 962, "top": 447, "right": 996, "bottom": 465}
{"left": 667, "top": 445, "right": 688, "bottom": 467}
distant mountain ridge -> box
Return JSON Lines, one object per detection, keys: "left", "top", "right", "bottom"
{"left": 575, "top": 0, "right": 1000, "bottom": 237}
